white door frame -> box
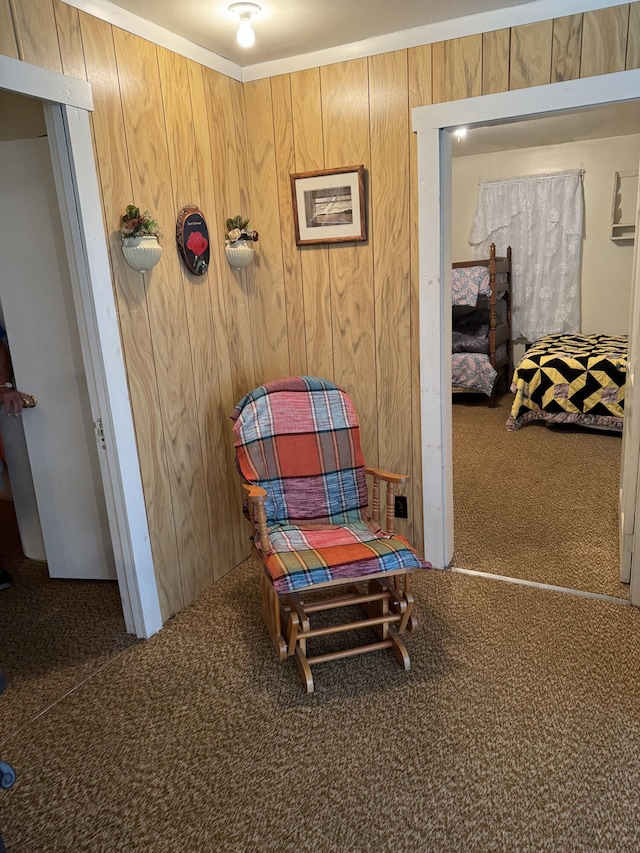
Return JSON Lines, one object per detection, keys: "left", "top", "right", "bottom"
{"left": 0, "top": 54, "right": 162, "bottom": 638}
{"left": 413, "top": 68, "right": 640, "bottom": 605}
{"left": 619, "top": 159, "right": 640, "bottom": 586}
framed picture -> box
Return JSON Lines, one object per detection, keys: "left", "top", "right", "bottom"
{"left": 290, "top": 165, "right": 366, "bottom": 245}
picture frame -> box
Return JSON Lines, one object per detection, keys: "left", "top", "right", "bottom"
{"left": 290, "top": 165, "right": 366, "bottom": 245}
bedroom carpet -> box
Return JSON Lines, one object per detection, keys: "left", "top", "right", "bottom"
{"left": 3, "top": 556, "right": 640, "bottom": 851}
{"left": 452, "top": 392, "right": 626, "bottom": 599}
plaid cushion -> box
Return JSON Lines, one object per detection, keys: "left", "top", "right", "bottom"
{"left": 232, "top": 376, "right": 368, "bottom": 526}
{"left": 231, "top": 376, "right": 431, "bottom": 593}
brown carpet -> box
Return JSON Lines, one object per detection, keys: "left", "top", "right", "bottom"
{"left": 452, "top": 393, "right": 626, "bottom": 598}
{"left": 3, "top": 554, "right": 640, "bottom": 851}
{"left": 4, "top": 436, "right": 640, "bottom": 851}
{"left": 0, "top": 500, "right": 138, "bottom": 740}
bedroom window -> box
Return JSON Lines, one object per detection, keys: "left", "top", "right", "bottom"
{"left": 469, "top": 169, "right": 584, "bottom": 342}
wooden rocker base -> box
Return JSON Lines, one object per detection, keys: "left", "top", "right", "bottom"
{"left": 260, "top": 569, "right": 417, "bottom": 693}
{"left": 294, "top": 629, "right": 410, "bottom": 693}
{"left": 260, "top": 571, "right": 287, "bottom": 661}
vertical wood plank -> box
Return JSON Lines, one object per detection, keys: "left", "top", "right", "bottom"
{"left": 483, "top": 29, "right": 510, "bottom": 94}
{"left": 231, "top": 79, "right": 252, "bottom": 230}
{"left": 628, "top": 2, "right": 640, "bottom": 68}
{"left": 79, "top": 12, "right": 179, "bottom": 622}
{"left": 158, "top": 49, "right": 200, "bottom": 210}
{"left": 290, "top": 68, "right": 333, "bottom": 379}
{"left": 0, "top": 0, "right": 18, "bottom": 59}
{"left": 11, "top": 0, "right": 62, "bottom": 71}
{"left": 431, "top": 41, "right": 448, "bottom": 104}
{"left": 291, "top": 68, "right": 325, "bottom": 167}
{"left": 228, "top": 77, "right": 260, "bottom": 561}
{"left": 235, "top": 74, "right": 262, "bottom": 385}
{"left": 203, "top": 68, "right": 256, "bottom": 402}
{"left": 186, "top": 58, "right": 246, "bottom": 572}
{"left": 551, "top": 15, "right": 583, "bottom": 82}
{"left": 581, "top": 5, "right": 630, "bottom": 76}
{"left": 243, "top": 78, "right": 290, "bottom": 382}
{"left": 369, "top": 50, "right": 412, "bottom": 497}
{"left": 114, "top": 28, "right": 212, "bottom": 617}
{"left": 53, "top": 0, "right": 86, "bottom": 80}
{"left": 157, "top": 46, "right": 216, "bottom": 603}
{"left": 271, "top": 73, "right": 307, "bottom": 376}
{"left": 509, "top": 21, "right": 553, "bottom": 89}
{"left": 320, "top": 59, "right": 377, "bottom": 466}
{"left": 432, "top": 35, "right": 482, "bottom": 103}
{"left": 408, "top": 44, "right": 433, "bottom": 110}
{"left": 407, "top": 44, "right": 433, "bottom": 552}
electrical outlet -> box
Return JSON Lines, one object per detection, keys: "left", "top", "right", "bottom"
{"left": 394, "top": 495, "right": 408, "bottom": 519}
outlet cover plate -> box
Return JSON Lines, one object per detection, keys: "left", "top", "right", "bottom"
{"left": 394, "top": 495, "right": 408, "bottom": 518}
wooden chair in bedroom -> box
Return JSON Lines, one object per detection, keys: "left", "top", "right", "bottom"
{"left": 231, "top": 375, "right": 431, "bottom": 692}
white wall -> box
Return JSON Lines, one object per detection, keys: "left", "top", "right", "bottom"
{"left": 452, "top": 133, "right": 640, "bottom": 336}
{"left": 0, "top": 136, "right": 116, "bottom": 580}
{"left": 0, "top": 91, "right": 45, "bottom": 142}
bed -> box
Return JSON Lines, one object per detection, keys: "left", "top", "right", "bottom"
{"left": 506, "top": 333, "right": 628, "bottom": 432}
{"left": 452, "top": 244, "right": 512, "bottom": 407}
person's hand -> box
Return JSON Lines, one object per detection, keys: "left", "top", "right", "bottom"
{"left": 0, "top": 387, "right": 34, "bottom": 416}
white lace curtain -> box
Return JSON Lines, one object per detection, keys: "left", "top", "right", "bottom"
{"left": 469, "top": 169, "right": 584, "bottom": 342}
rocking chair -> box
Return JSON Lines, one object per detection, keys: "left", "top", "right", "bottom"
{"left": 231, "top": 376, "right": 431, "bottom": 692}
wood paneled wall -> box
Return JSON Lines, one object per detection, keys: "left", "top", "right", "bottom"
{"left": 2, "top": 0, "right": 251, "bottom": 622}
{"left": 244, "top": 3, "right": 640, "bottom": 557}
{"left": 2, "top": 0, "right": 639, "bottom": 623}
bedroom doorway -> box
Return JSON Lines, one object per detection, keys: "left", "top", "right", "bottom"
{"left": 449, "top": 113, "right": 635, "bottom": 601}
{"left": 413, "top": 68, "right": 640, "bottom": 607}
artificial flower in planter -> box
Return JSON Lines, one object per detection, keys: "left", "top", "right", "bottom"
{"left": 120, "top": 204, "right": 163, "bottom": 273}
{"left": 224, "top": 215, "right": 259, "bottom": 269}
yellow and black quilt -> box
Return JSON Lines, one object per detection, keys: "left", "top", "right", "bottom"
{"left": 507, "top": 333, "right": 628, "bottom": 432}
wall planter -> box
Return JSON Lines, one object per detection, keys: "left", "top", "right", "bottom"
{"left": 224, "top": 215, "right": 258, "bottom": 269}
{"left": 122, "top": 235, "right": 163, "bottom": 273}
{"left": 224, "top": 240, "right": 254, "bottom": 268}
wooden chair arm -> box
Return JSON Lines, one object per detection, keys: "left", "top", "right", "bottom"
{"left": 365, "top": 467, "right": 409, "bottom": 484}
{"left": 243, "top": 483, "right": 267, "bottom": 499}
{"left": 242, "top": 484, "right": 272, "bottom": 554}
{"left": 365, "top": 468, "right": 410, "bottom": 534}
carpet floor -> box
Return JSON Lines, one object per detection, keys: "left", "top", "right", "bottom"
{"left": 452, "top": 392, "right": 626, "bottom": 599}
{"left": 3, "top": 557, "right": 640, "bottom": 852}
{"left": 0, "top": 500, "right": 138, "bottom": 742}
{"left": 1, "top": 411, "right": 639, "bottom": 851}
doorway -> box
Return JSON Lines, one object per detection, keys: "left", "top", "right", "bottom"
{"left": 0, "top": 54, "right": 162, "bottom": 638}
{"left": 449, "top": 111, "right": 638, "bottom": 600}
{"left": 0, "top": 125, "right": 116, "bottom": 582}
{"left": 413, "top": 67, "right": 640, "bottom": 606}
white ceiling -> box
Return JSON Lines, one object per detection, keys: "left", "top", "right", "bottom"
{"left": 94, "top": 0, "right": 640, "bottom": 152}
{"left": 452, "top": 102, "right": 640, "bottom": 157}
{"left": 104, "top": 0, "right": 537, "bottom": 66}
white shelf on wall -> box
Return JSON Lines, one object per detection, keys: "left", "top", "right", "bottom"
{"left": 611, "top": 170, "right": 638, "bottom": 243}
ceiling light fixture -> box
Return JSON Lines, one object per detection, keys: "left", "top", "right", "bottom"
{"left": 228, "top": 3, "right": 261, "bottom": 48}
{"left": 453, "top": 127, "right": 468, "bottom": 140}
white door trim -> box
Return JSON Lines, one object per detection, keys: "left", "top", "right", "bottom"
{"left": 413, "top": 69, "right": 640, "bottom": 605}
{"left": 0, "top": 53, "right": 93, "bottom": 109}
{"left": 618, "top": 153, "right": 640, "bottom": 584}
{"left": 3, "top": 59, "right": 161, "bottom": 638}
